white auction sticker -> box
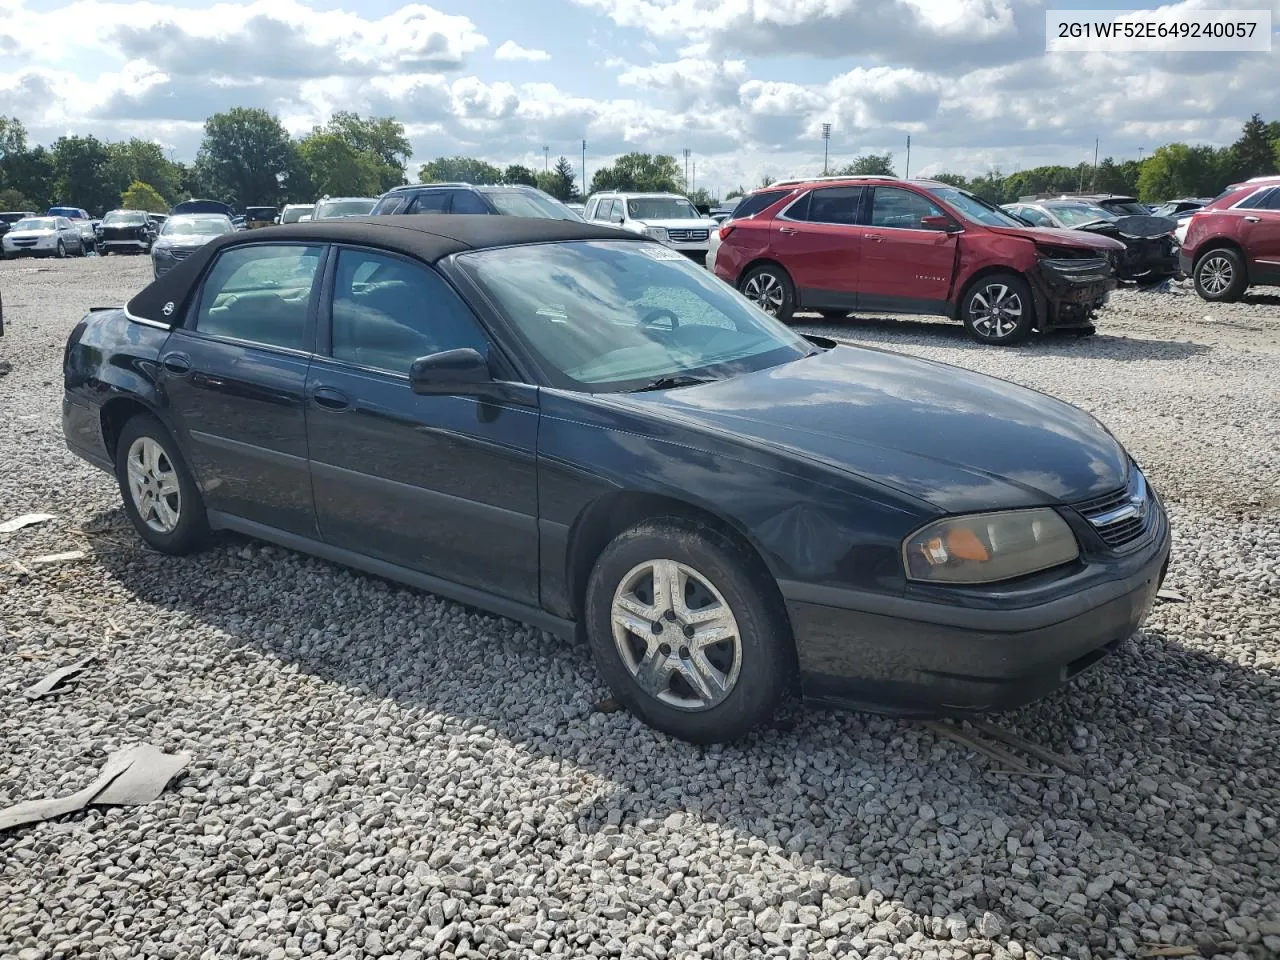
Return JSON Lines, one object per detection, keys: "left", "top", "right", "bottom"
{"left": 1046, "top": 9, "right": 1271, "bottom": 52}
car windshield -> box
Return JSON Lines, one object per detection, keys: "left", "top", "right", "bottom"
{"left": 161, "top": 216, "right": 233, "bottom": 237}
{"left": 626, "top": 197, "right": 700, "bottom": 220}
{"left": 456, "top": 240, "right": 813, "bottom": 392}
{"left": 1043, "top": 203, "right": 1115, "bottom": 226}
{"left": 280, "top": 206, "right": 313, "bottom": 224}
{"left": 246, "top": 207, "right": 276, "bottom": 219}
{"left": 14, "top": 217, "right": 56, "bottom": 231}
{"left": 485, "top": 190, "right": 581, "bottom": 220}
{"left": 48, "top": 208, "right": 81, "bottom": 219}
{"left": 103, "top": 211, "right": 147, "bottom": 226}
{"left": 315, "top": 199, "right": 375, "bottom": 219}
{"left": 924, "top": 186, "right": 1024, "bottom": 227}
{"left": 1104, "top": 200, "right": 1148, "bottom": 216}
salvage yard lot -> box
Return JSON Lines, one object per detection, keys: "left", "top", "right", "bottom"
{"left": 1, "top": 256, "right": 1277, "bottom": 960}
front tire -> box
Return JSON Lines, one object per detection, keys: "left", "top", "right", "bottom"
{"left": 739, "top": 264, "right": 796, "bottom": 323}
{"left": 961, "top": 273, "right": 1034, "bottom": 345}
{"left": 585, "top": 519, "right": 794, "bottom": 744}
{"left": 114, "top": 414, "right": 209, "bottom": 555}
{"left": 1193, "top": 248, "right": 1246, "bottom": 302}
{"left": 56, "top": 241, "right": 66, "bottom": 259}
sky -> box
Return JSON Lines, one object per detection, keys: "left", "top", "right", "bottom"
{"left": 1, "top": 0, "right": 1277, "bottom": 196}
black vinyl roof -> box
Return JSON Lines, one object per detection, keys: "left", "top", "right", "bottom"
{"left": 125, "top": 215, "right": 648, "bottom": 328}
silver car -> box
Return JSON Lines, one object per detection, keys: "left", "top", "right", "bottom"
{"left": 1, "top": 216, "right": 85, "bottom": 258}
{"left": 150, "top": 214, "right": 235, "bottom": 277}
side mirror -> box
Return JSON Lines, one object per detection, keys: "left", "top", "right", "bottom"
{"left": 609, "top": 212, "right": 624, "bottom": 224}
{"left": 409, "top": 348, "right": 493, "bottom": 395}
{"left": 921, "top": 215, "right": 961, "bottom": 232}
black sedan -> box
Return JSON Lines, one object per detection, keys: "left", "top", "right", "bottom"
{"left": 62, "top": 216, "right": 1171, "bottom": 743}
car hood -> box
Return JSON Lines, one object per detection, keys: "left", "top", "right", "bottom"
{"left": 634, "top": 218, "right": 719, "bottom": 231}
{"left": 605, "top": 345, "right": 1128, "bottom": 512}
{"left": 6, "top": 229, "right": 55, "bottom": 239}
{"left": 986, "top": 224, "right": 1125, "bottom": 252}
{"left": 1075, "top": 214, "right": 1177, "bottom": 240}
{"left": 156, "top": 235, "right": 220, "bottom": 247}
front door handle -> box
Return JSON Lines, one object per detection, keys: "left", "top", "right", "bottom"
{"left": 311, "top": 387, "right": 351, "bottom": 411}
{"left": 1244, "top": 215, "right": 1261, "bottom": 223}
{"left": 864, "top": 233, "right": 885, "bottom": 242}
{"left": 160, "top": 353, "right": 191, "bottom": 376}
{"left": 777, "top": 226, "right": 798, "bottom": 235}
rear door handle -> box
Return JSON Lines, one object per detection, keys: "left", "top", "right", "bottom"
{"left": 160, "top": 353, "right": 191, "bottom": 376}
{"left": 777, "top": 226, "right": 798, "bottom": 235}
{"left": 1244, "top": 215, "right": 1261, "bottom": 223}
{"left": 864, "top": 233, "right": 885, "bottom": 242}
{"left": 311, "top": 387, "right": 351, "bottom": 411}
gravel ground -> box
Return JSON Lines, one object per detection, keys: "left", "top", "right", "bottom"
{"left": 1, "top": 256, "right": 1277, "bottom": 960}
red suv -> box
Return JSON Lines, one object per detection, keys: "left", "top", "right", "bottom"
{"left": 713, "top": 176, "right": 1125, "bottom": 345}
{"left": 1180, "top": 176, "right": 1280, "bottom": 302}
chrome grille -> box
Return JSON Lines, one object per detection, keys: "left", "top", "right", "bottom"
{"left": 1074, "top": 470, "right": 1153, "bottom": 550}
{"left": 667, "top": 229, "right": 708, "bottom": 242}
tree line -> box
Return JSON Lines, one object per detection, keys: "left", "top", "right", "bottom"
{"left": 1, "top": 109, "right": 1277, "bottom": 217}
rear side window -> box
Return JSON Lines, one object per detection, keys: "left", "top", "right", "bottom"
{"left": 330, "top": 249, "right": 489, "bottom": 374}
{"left": 1235, "top": 188, "right": 1278, "bottom": 210}
{"left": 731, "top": 189, "right": 790, "bottom": 220}
{"left": 796, "top": 187, "right": 863, "bottom": 225}
{"left": 195, "top": 245, "right": 324, "bottom": 351}
{"left": 1260, "top": 190, "right": 1280, "bottom": 211}
{"left": 409, "top": 191, "right": 450, "bottom": 214}
{"left": 585, "top": 198, "right": 599, "bottom": 220}
{"left": 869, "top": 187, "right": 944, "bottom": 228}
{"left": 450, "top": 191, "right": 489, "bottom": 215}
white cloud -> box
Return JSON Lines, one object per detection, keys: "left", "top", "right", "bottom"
{"left": 494, "top": 40, "right": 551, "bottom": 62}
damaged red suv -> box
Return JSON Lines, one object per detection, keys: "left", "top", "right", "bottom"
{"left": 713, "top": 176, "right": 1125, "bottom": 345}
{"left": 1179, "top": 175, "right": 1280, "bottom": 302}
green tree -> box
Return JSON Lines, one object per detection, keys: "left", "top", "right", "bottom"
{"left": 758, "top": 174, "right": 776, "bottom": 188}
{"left": 725, "top": 186, "right": 745, "bottom": 199}
{"left": 1229, "top": 113, "right": 1278, "bottom": 180}
{"left": 196, "top": 107, "right": 300, "bottom": 207}
{"left": 320, "top": 111, "right": 410, "bottom": 191}
{"left": 107, "top": 139, "right": 182, "bottom": 203}
{"left": 120, "top": 180, "right": 168, "bottom": 213}
{"left": 0, "top": 187, "right": 33, "bottom": 210}
{"left": 685, "top": 187, "right": 717, "bottom": 207}
{"left": 1136, "top": 143, "right": 1231, "bottom": 202}
{"left": 836, "top": 153, "right": 895, "bottom": 176}
{"left": 4, "top": 145, "right": 54, "bottom": 211}
{"left": 50, "top": 135, "right": 117, "bottom": 214}
{"left": 418, "top": 156, "right": 503, "bottom": 184}
{"left": 536, "top": 156, "right": 581, "bottom": 201}
{"left": 929, "top": 173, "right": 969, "bottom": 188}
{"left": 503, "top": 164, "right": 537, "bottom": 186}
{"left": 588, "top": 153, "right": 682, "bottom": 194}
{"left": 298, "top": 131, "right": 382, "bottom": 197}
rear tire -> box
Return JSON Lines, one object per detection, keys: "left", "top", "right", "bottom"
{"left": 585, "top": 518, "right": 794, "bottom": 744}
{"left": 114, "top": 414, "right": 210, "bottom": 555}
{"left": 739, "top": 264, "right": 796, "bottom": 324}
{"left": 961, "top": 272, "right": 1034, "bottom": 345}
{"left": 1193, "top": 247, "right": 1246, "bottom": 302}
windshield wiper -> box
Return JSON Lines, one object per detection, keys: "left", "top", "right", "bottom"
{"left": 632, "top": 374, "right": 718, "bottom": 392}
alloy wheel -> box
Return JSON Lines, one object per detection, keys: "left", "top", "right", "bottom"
{"left": 743, "top": 272, "right": 785, "bottom": 316}
{"left": 610, "top": 558, "right": 742, "bottom": 712}
{"left": 969, "top": 284, "right": 1024, "bottom": 340}
{"left": 1198, "top": 255, "right": 1233, "bottom": 296}
{"left": 125, "top": 436, "right": 182, "bottom": 534}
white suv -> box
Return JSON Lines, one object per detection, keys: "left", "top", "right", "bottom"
{"left": 584, "top": 192, "right": 719, "bottom": 263}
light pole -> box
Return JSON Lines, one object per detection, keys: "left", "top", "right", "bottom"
{"left": 821, "top": 123, "right": 831, "bottom": 175}
{"left": 683, "top": 148, "right": 691, "bottom": 190}
{"left": 904, "top": 135, "right": 911, "bottom": 178}
{"left": 581, "top": 140, "right": 587, "bottom": 197}
{"left": 1138, "top": 146, "right": 1144, "bottom": 164}
{"left": 543, "top": 145, "right": 549, "bottom": 172}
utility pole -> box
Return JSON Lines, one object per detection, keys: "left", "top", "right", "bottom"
{"left": 543, "top": 145, "right": 549, "bottom": 172}
{"left": 1138, "top": 146, "right": 1145, "bottom": 164}
{"left": 821, "top": 123, "right": 831, "bottom": 175}
{"left": 683, "top": 148, "right": 691, "bottom": 190}
{"left": 1091, "top": 137, "right": 1099, "bottom": 191}
{"left": 581, "top": 140, "right": 587, "bottom": 197}
{"left": 904, "top": 135, "right": 911, "bottom": 178}
{"left": 692, "top": 161, "right": 696, "bottom": 193}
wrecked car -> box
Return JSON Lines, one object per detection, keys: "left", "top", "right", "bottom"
{"left": 1003, "top": 200, "right": 1180, "bottom": 282}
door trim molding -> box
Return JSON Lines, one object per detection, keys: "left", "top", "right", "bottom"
{"left": 207, "top": 510, "right": 575, "bottom": 638}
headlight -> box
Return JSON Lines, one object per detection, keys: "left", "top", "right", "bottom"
{"left": 903, "top": 508, "right": 1078, "bottom": 584}
{"left": 641, "top": 226, "right": 669, "bottom": 242}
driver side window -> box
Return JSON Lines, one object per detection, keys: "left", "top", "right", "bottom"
{"left": 329, "top": 249, "right": 489, "bottom": 374}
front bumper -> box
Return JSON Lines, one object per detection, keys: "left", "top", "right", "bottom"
{"left": 1029, "top": 256, "right": 1116, "bottom": 330}
{"left": 782, "top": 501, "right": 1171, "bottom": 715}
{"left": 102, "top": 238, "right": 150, "bottom": 252}
{"left": 1179, "top": 250, "right": 1194, "bottom": 276}
{"left": 4, "top": 238, "right": 58, "bottom": 256}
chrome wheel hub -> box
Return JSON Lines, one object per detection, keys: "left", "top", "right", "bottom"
{"left": 1199, "top": 256, "right": 1232, "bottom": 295}
{"left": 970, "top": 284, "right": 1023, "bottom": 339}
{"left": 610, "top": 559, "right": 742, "bottom": 712}
{"left": 743, "top": 273, "right": 785, "bottom": 316}
{"left": 126, "top": 436, "right": 181, "bottom": 534}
